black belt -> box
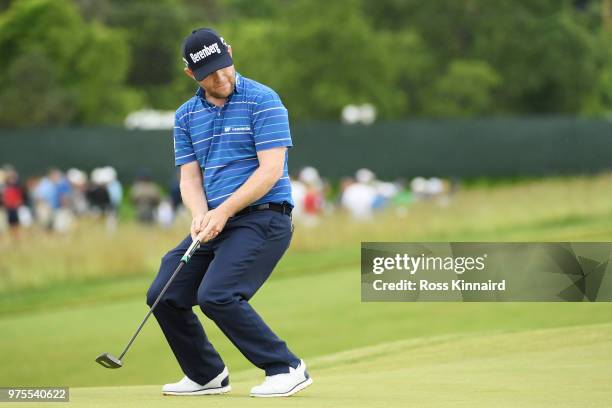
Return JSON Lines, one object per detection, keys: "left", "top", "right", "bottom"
{"left": 233, "top": 202, "right": 293, "bottom": 217}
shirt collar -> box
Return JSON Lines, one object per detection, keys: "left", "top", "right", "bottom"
{"left": 195, "top": 71, "right": 242, "bottom": 105}
{"left": 234, "top": 72, "right": 243, "bottom": 94}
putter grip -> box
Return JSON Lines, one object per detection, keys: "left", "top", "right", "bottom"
{"left": 181, "top": 239, "right": 201, "bottom": 263}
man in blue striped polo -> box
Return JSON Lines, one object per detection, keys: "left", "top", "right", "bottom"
{"left": 146, "top": 28, "right": 312, "bottom": 397}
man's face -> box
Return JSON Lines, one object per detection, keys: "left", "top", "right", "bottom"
{"left": 196, "top": 65, "right": 236, "bottom": 99}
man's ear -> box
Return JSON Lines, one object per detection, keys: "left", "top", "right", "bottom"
{"left": 227, "top": 45, "right": 232, "bottom": 58}
{"left": 184, "top": 67, "right": 195, "bottom": 80}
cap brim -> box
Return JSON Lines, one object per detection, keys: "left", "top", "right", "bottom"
{"left": 193, "top": 54, "right": 233, "bottom": 81}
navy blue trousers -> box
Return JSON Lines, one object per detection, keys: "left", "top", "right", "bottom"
{"left": 146, "top": 209, "right": 300, "bottom": 385}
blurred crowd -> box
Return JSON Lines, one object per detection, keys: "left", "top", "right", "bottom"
{"left": 291, "top": 166, "right": 457, "bottom": 226}
{"left": 0, "top": 163, "right": 458, "bottom": 236}
{"left": 0, "top": 165, "right": 184, "bottom": 236}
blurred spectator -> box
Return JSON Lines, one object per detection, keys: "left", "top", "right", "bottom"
{"left": 410, "top": 176, "right": 454, "bottom": 205}
{"left": 1, "top": 166, "right": 26, "bottom": 237}
{"left": 1, "top": 163, "right": 438, "bottom": 236}
{"left": 67, "top": 168, "right": 89, "bottom": 215}
{"left": 410, "top": 176, "right": 428, "bottom": 200}
{"left": 304, "top": 185, "right": 324, "bottom": 215}
{"left": 0, "top": 167, "right": 6, "bottom": 233}
{"left": 89, "top": 167, "right": 119, "bottom": 232}
{"left": 290, "top": 176, "right": 306, "bottom": 218}
{"left": 104, "top": 166, "right": 123, "bottom": 212}
{"left": 87, "top": 168, "right": 112, "bottom": 215}
{"left": 425, "top": 177, "right": 444, "bottom": 196}
{"left": 340, "top": 169, "right": 378, "bottom": 220}
{"left": 353, "top": 169, "right": 390, "bottom": 211}
{"left": 49, "top": 169, "right": 73, "bottom": 233}
{"left": 299, "top": 166, "right": 323, "bottom": 190}
{"left": 29, "top": 168, "right": 72, "bottom": 232}
{"left": 32, "top": 173, "right": 55, "bottom": 229}
{"left": 49, "top": 169, "right": 72, "bottom": 209}
{"left": 391, "top": 179, "right": 413, "bottom": 218}
{"left": 130, "top": 171, "right": 161, "bottom": 224}
{"left": 157, "top": 199, "right": 174, "bottom": 228}
{"left": 297, "top": 166, "right": 325, "bottom": 226}
{"left": 372, "top": 181, "right": 399, "bottom": 211}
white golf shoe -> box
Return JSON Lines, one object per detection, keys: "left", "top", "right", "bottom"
{"left": 250, "top": 360, "right": 313, "bottom": 397}
{"left": 162, "top": 367, "right": 230, "bottom": 395}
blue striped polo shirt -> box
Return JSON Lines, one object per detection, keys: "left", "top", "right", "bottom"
{"left": 173, "top": 72, "right": 293, "bottom": 209}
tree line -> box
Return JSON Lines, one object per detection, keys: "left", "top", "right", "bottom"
{"left": 0, "top": 0, "right": 611, "bottom": 126}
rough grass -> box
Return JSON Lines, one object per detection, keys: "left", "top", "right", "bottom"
{"left": 2, "top": 173, "right": 612, "bottom": 294}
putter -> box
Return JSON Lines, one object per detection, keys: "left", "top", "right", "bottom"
{"left": 95, "top": 236, "right": 202, "bottom": 369}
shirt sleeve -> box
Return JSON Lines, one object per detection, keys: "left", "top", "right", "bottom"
{"left": 252, "top": 91, "right": 293, "bottom": 152}
{"left": 173, "top": 110, "right": 197, "bottom": 166}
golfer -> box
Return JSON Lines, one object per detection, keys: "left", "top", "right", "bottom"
{"left": 146, "top": 28, "right": 312, "bottom": 397}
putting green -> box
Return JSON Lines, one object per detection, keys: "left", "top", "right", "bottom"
{"left": 0, "top": 269, "right": 612, "bottom": 388}
{"left": 9, "top": 322, "right": 611, "bottom": 408}
{"left": 3, "top": 267, "right": 612, "bottom": 388}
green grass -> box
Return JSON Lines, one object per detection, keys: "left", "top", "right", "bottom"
{"left": 1, "top": 172, "right": 612, "bottom": 311}
{"left": 2, "top": 174, "right": 612, "bottom": 407}
{"left": 3, "top": 173, "right": 612, "bottom": 295}
{"left": 1, "top": 267, "right": 611, "bottom": 389}
{"left": 8, "top": 318, "right": 612, "bottom": 407}
{"left": 5, "top": 310, "right": 612, "bottom": 408}
{"left": 0, "top": 246, "right": 358, "bottom": 315}
{"left": 253, "top": 323, "right": 611, "bottom": 408}
{"left": 52, "top": 321, "right": 612, "bottom": 408}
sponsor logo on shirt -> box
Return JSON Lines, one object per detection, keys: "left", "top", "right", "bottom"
{"left": 224, "top": 126, "right": 251, "bottom": 132}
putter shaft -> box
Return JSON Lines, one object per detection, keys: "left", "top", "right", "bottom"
{"left": 117, "top": 238, "right": 201, "bottom": 361}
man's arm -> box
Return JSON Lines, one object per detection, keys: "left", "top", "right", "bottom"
{"left": 197, "top": 147, "right": 286, "bottom": 242}
{"left": 179, "top": 161, "right": 209, "bottom": 240}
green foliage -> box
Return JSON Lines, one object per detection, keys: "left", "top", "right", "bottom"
{"left": 229, "top": 0, "right": 407, "bottom": 120}
{"left": 581, "top": 30, "right": 612, "bottom": 116}
{"left": 388, "top": 29, "right": 436, "bottom": 115}
{"left": 216, "top": 20, "right": 283, "bottom": 95}
{"left": 222, "top": 0, "right": 285, "bottom": 19}
{"left": 473, "top": 10, "right": 599, "bottom": 113}
{"left": 1, "top": 0, "right": 612, "bottom": 124}
{"left": 103, "top": 0, "right": 188, "bottom": 109}
{"left": 365, "top": 0, "right": 605, "bottom": 116}
{"left": 426, "top": 60, "right": 501, "bottom": 117}
{"left": 0, "top": 0, "right": 142, "bottom": 126}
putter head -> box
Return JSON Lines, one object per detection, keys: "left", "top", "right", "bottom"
{"left": 95, "top": 352, "right": 123, "bottom": 369}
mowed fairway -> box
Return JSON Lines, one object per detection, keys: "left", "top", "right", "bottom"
{"left": 2, "top": 175, "right": 612, "bottom": 407}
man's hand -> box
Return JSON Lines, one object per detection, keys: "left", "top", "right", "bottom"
{"left": 191, "top": 212, "right": 208, "bottom": 241}
{"left": 194, "top": 207, "right": 231, "bottom": 243}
